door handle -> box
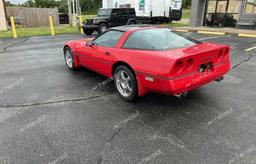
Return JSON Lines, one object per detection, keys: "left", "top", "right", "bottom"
{"left": 105, "top": 52, "right": 110, "bottom": 55}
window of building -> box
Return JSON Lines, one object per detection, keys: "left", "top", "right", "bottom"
{"left": 207, "top": 0, "right": 217, "bottom": 13}
{"left": 216, "top": 0, "right": 228, "bottom": 13}
{"left": 245, "top": 0, "right": 256, "bottom": 13}
{"left": 204, "top": 0, "right": 242, "bottom": 26}
{"left": 227, "top": 0, "right": 241, "bottom": 13}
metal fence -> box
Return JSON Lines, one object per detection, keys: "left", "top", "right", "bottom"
{"left": 6, "top": 6, "right": 59, "bottom": 27}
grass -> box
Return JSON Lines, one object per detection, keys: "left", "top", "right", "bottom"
{"left": 81, "top": 15, "right": 96, "bottom": 22}
{"left": 168, "top": 22, "right": 189, "bottom": 27}
{"left": 182, "top": 9, "right": 190, "bottom": 19}
{"left": 0, "top": 12, "right": 190, "bottom": 39}
{"left": 0, "top": 25, "right": 80, "bottom": 39}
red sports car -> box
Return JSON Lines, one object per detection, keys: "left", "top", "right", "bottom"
{"left": 64, "top": 25, "right": 230, "bottom": 101}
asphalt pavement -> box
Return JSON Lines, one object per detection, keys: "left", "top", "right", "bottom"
{"left": 0, "top": 33, "right": 256, "bottom": 164}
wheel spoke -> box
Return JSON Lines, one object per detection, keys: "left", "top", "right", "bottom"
{"left": 127, "top": 85, "right": 132, "bottom": 92}
{"left": 65, "top": 50, "right": 73, "bottom": 68}
{"left": 120, "top": 71, "right": 126, "bottom": 80}
{"left": 124, "top": 76, "right": 130, "bottom": 82}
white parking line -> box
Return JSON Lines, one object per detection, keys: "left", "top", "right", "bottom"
{"left": 245, "top": 46, "right": 256, "bottom": 52}
{"left": 198, "top": 35, "right": 229, "bottom": 41}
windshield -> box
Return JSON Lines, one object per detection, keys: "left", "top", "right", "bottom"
{"left": 123, "top": 28, "right": 199, "bottom": 50}
{"left": 97, "top": 9, "right": 112, "bottom": 17}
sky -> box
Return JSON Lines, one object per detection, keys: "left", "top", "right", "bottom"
{"left": 7, "top": 0, "right": 27, "bottom": 4}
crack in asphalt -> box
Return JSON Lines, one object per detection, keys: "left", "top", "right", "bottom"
{"left": 232, "top": 52, "right": 255, "bottom": 70}
{"left": 0, "top": 93, "right": 114, "bottom": 108}
{"left": 0, "top": 38, "right": 29, "bottom": 54}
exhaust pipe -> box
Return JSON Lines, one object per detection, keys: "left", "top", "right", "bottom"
{"left": 174, "top": 92, "right": 188, "bottom": 98}
{"left": 215, "top": 76, "right": 224, "bottom": 82}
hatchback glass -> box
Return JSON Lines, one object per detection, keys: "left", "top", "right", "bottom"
{"left": 123, "top": 28, "right": 197, "bottom": 50}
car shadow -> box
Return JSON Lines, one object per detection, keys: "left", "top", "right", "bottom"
{"left": 68, "top": 66, "right": 212, "bottom": 114}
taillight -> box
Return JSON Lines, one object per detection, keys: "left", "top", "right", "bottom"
{"left": 224, "top": 48, "right": 229, "bottom": 59}
{"left": 217, "top": 50, "right": 223, "bottom": 60}
{"left": 218, "top": 48, "right": 229, "bottom": 60}
{"left": 175, "top": 60, "right": 184, "bottom": 73}
{"left": 185, "top": 58, "right": 194, "bottom": 70}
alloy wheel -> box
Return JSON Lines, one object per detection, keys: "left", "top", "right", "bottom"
{"left": 115, "top": 70, "right": 133, "bottom": 97}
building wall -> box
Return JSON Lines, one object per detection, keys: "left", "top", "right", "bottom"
{"left": 0, "top": 0, "right": 7, "bottom": 31}
{"left": 102, "top": 0, "right": 114, "bottom": 8}
{"left": 190, "top": 0, "right": 256, "bottom": 27}
{"left": 239, "top": 0, "right": 256, "bottom": 21}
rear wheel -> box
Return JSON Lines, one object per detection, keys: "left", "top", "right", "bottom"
{"left": 114, "top": 66, "right": 137, "bottom": 101}
{"left": 98, "top": 23, "right": 108, "bottom": 33}
{"left": 64, "top": 47, "right": 76, "bottom": 71}
{"left": 128, "top": 21, "right": 136, "bottom": 25}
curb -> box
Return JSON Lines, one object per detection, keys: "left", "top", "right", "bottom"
{"left": 175, "top": 29, "right": 256, "bottom": 38}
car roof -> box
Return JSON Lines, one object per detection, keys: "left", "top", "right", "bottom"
{"left": 100, "top": 8, "right": 134, "bottom": 10}
{"left": 110, "top": 25, "right": 173, "bottom": 32}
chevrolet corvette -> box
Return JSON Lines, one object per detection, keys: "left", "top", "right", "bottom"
{"left": 63, "top": 25, "right": 230, "bottom": 101}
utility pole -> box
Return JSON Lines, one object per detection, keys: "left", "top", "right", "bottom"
{"left": 76, "top": 0, "right": 81, "bottom": 16}
{"left": 0, "top": 0, "right": 8, "bottom": 31}
{"left": 72, "top": 0, "right": 76, "bottom": 27}
{"left": 68, "top": 0, "right": 72, "bottom": 26}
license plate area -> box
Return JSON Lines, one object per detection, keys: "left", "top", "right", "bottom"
{"left": 198, "top": 62, "right": 214, "bottom": 74}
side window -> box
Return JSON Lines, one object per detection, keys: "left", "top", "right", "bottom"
{"left": 111, "top": 9, "right": 119, "bottom": 17}
{"left": 120, "top": 9, "right": 129, "bottom": 17}
{"left": 129, "top": 9, "right": 136, "bottom": 17}
{"left": 93, "top": 30, "right": 124, "bottom": 47}
{"left": 122, "top": 30, "right": 157, "bottom": 50}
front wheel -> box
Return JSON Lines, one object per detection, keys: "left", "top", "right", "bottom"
{"left": 114, "top": 66, "right": 137, "bottom": 101}
{"left": 83, "top": 29, "right": 93, "bottom": 35}
{"left": 98, "top": 23, "right": 108, "bottom": 33}
{"left": 64, "top": 47, "right": 76, "bottom": 71}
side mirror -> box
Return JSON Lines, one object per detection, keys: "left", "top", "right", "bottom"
{"left": 86, "top": 41, "right": 95, "bottom": 47}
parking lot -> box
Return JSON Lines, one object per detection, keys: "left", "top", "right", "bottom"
{"left": 0, "top": 33, "right": 256, "bottom": 164}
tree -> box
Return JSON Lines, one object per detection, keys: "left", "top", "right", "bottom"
{"left": 5, "top": 0, "right": 16, "bottom": 6}
{"left": 80, "top": 0, "right": 102, "bottom": 14}
{"left": 58, "top": 0, "right": 68, "bottom": 13}
{"left": 182, "top": 0, "right": 191, "bottom": 9}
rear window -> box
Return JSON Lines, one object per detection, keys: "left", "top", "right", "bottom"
{"left": 122, "top": 28, "right": 197, "bottom": 50}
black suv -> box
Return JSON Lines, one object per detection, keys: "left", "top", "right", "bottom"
{"left": 82, "top": 8, "right": 137, "bottom": 35}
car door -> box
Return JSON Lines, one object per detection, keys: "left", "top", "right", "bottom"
{"left": 119, "top": 9, "right": 130, "bottom": 25}
{"left": 110, "top": 9, "right": 121, "bottom": 27}
{"left": 79, "top": 30, "right": 124, "bottom": 77}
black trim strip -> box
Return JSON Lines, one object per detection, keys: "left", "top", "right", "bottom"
{"left": 136, "top": 62, "right": 227, "bottom": 81}
{"left": 135, "top": 71, "right": 197, "bottom": 81}
{"left": 214, "top": 61, "right": 226, "bottom": 67}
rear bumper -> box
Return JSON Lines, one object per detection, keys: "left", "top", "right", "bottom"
{"left": 136, "top": 61, "right": 230, "bottom": 96}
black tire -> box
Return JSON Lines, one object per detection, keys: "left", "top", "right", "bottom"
{"left": 98, "top": 23, "right": 108, "bottom": 33}
{"left": 114, "top": 65, "right": 137, "bottom": 101}
{"left": 128, "top": 21, "right": 136, "bottom": 25}
{"left": 83, "top": 29, "right": 93, "bottom": 35}
{"left": 64, "top": 47, "right": 77, "bottom": 71}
